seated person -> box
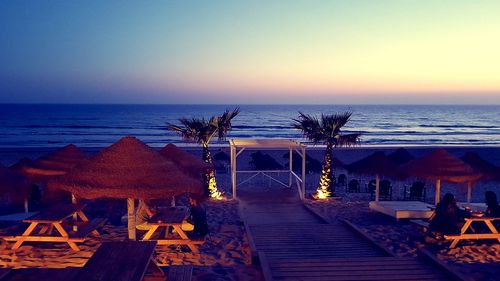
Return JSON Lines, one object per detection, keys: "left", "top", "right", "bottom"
{"left": 136, "top": 200, "right": 158, "bottom": 231}
{"left": 485, "top": 191, "right": 500, "bottom": 218}
{"left": 429, "top": 193, "right": 470, "bottom": 235}
{"left": 182, "top": 195, "right": 208, "bottom": 237}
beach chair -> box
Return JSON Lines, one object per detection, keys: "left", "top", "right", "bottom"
{"left": 347, "top": 179, "right": 360, "bottom": 193}
{"left": 404, "top": 181, "right": 426, "bottom": 202}
{"left": 337, "top": 174, "right": 347, "bottom": 188}
{"left": 370, "top": 180, "right": 392, "bottom": 201}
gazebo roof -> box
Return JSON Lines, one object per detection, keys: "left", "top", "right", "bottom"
{"left": 49, "top": 137, "right": 204, "bottom": 200}
{"left": 230, "top": 139, "right": 305, "bottom": 149}
{"left": 402, "top": 149, "right": 482, "bottom": 183}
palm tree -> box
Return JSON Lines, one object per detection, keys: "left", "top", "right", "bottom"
{"left": 167, "top": 108, "right": 240, "bottom": 198}
{"left": 293, "top": 111, "right": 361, "bottom": 199}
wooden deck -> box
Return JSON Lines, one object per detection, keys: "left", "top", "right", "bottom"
{"left": 239, "top": 189, "right": 459, "bottom": 281}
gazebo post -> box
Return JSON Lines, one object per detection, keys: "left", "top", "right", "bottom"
{"left": 435, "top": 179, "right": 441, "bottom": 205}
{"left": 127, "top": 198, "right": 136, "bottom": 240}
{"left": 231, "top": 145, "right": 237, "bottom": 200}
{"left": 467, "top": 182, "right": 472, "bottom": 203}
{"left": 375, "top": 174, "right": 380, "bottom": 202}
{"left": 289, "top": 147, "right": 293, "bottom": 188}
{"left": 301, "top": 145, "right": 306, "bottom": 200}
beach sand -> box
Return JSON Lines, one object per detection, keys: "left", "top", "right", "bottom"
{"left": 1, "top": 145, "right": 499, "bottom": 280}
{"left": 0, "top": 200, "right": 263, "bottom": 281}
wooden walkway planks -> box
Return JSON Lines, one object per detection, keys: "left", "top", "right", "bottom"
{"left": 239, "top": 192, "right": 456, "bottom": 281}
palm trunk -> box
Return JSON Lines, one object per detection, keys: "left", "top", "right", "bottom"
{"left": 202, "top": 143, "right": 221, "bottom": 198}
{"left": 317, "top": 142, "right": 333, "bottom": 198}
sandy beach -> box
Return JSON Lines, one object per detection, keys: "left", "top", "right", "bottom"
{"left": 0, "top": 199, "right": 263, "bottom": 281}
{"left": 0, "top": 145, "right": 499, "bottom": 280}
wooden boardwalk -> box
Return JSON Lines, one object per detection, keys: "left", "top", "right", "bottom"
{"left": 239, "top": 189, "right": 458, "bottom": 281}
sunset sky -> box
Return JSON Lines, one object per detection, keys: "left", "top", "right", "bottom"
{"left": 1, "top": 1, "right": 499, "bottom": 104}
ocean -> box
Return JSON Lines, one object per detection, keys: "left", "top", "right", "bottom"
{"left": 0, "top": 104, "right": 499, "bottom": 148}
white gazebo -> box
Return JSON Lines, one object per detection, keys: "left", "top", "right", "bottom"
{"left": 229, "top": 139, "right": 307, "bottom": 200}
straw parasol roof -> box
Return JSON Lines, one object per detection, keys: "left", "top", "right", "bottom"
{"left": 23, "top": 144, "right": 87, "bottom": 181}
{"left": 460, "top": 152, "right": 499, "bottom": 180}
{"left": 159, "top": 144, "right": 210, "bottom": 178}
{"left": 401, "top": 149, "right": 482, "bottom": 183}
{"left": 0, "top": 166, "right": 31, "bottom": 204}
{"left": 388, "top": 148, "right": 414, "bottom": 166}
{"left": 347, "top": 151, "right": 400, "bottom": 177}
{"left": 49, "top": 137, "right": 204, "bottom": 200}
{"left": 9, "top": 158, "right": 34, "bottom": 175}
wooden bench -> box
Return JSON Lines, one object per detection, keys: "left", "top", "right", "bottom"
{"left": 0, "top": 268, "right": 12, "bottom": 281}
{"left": 68, "top": 218, "right": 107, "bottom": 239}
{"left": 166, "top": 266, "right": 193, "bottom": 281}
{"left": 0, "top": 268, "right": 80, "bottom": 281}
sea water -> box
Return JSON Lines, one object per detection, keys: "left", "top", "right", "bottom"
{"left": 0, "top": 104, "right": 498, "bottom": 148}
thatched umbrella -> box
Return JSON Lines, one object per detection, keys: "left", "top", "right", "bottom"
{"left": 461, "top": 152, "right": 499, "bottom": 180}
{"left": 23, "top": 144, "right": 87, "bottom": 182}
{"left": 388, "top": 148, "right": 414, "bottom": 166}
{"left": 402, "top": 149, "right": 482, "bottom": 204}
{"left": 49, "top": 136, "right": 204, "bottom": 240}
{"left": 159, "top": 144, "right": 210, "bottom": 178}
{"left": 347, "top": 152, "right": 400, "bottom": 201}
{"left": 0, "top": 166, "right": 31, "bottom": 212}
{"left": 10, "top": 158, "right": 35, "bottom": 175}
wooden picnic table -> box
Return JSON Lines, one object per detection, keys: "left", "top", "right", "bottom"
{"left": 141, "top": 207, "right": 204, "bottom": 253}
{"left": 2, "top": 203, "right": 105, "bottom": 251}
{"left": 74, "top": 241, "right": 163, "bottom": 281}
{"left": 445, "top": 216, "right": 500, "bottom": 248}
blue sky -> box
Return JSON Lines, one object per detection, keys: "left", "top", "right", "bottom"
{"left": 1, "top": 1, "right": 499, "bottom": 104}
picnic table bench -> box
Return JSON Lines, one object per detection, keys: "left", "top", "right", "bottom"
{"left": 0, "top": 203, "right": 106, "bottom": 251}
{"left": 445, "top": 217, "right": 500, "bottom": 248}
{"left": 167, "top": 266, "right": 193, "bottom": 281}
{"left": 0, "top": 268, "right": 12, "bottom": 281}
{"left": 141, "top": 207, "right": 205, "bottom": 253}
{"left": 74, "top": 241, "right": 164, "bottom": 281}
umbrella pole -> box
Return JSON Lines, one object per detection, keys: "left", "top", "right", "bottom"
{"left": 127, "top": 198, "right": 136, "bottom": 240}
{"left": 467, "top": 182, "right": 472, "bottom": 203}
{"left": 375, "top": 174, "right": 380, "bottom": 202}
{"left": 24, "top": 198, "right": 29, "bottom": 213}
{"left": 435, "top": 179, "right": 441, "bottom": 205}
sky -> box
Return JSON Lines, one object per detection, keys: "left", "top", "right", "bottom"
{"left": 0, "top": 0, "right": 499, "bottom": 104}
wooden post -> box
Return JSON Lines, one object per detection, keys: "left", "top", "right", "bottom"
{"left": 71, "top": 194, "right": 78, "bottom": 231}
{"left": 467, "top": 182, "right": 472, "bottom": 203}
{"left": 231, "top": 145, "right": 237, "bottom": 200}
{"left": 24, "top": 198, "right": 29, "bottom": 213}
{"left": 375, "top": 174, "right": 380, "bottom": 202}
{"left": 127, "top": 198, "right": 136, "bottom": 240}
{"left": 289, "top": 147, "right": 293, "bottom": 188}
{"left": 435, "top": 179, "right": 441, "bottom": 205}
